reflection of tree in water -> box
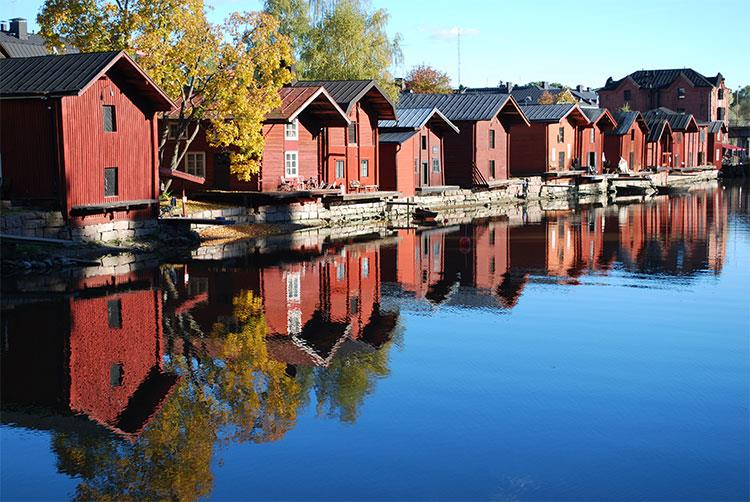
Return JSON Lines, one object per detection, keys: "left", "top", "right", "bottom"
{"left": 52, "top": 287, "right": 398, "bottom": 500}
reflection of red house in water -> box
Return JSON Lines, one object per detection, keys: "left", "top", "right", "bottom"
{"left": 1, "top": 270, "right": 178, "bottom": 440}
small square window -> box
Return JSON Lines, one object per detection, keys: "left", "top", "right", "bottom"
{"left": 558, "top": 127, "right": 565, "bottom": 143}
{"left": 360, "top": 159, "right": 369, "bottom": 177}
{"left": 104, "top": 167, "right": 118, "bottom": 197}
{"left": 285, "top": 151, "right": 298, "bottom": 177}
{"left": 677, "top": 88, "right": 685, "bottom": 99}
{"left": 107, "top": 299, "right": 122, "bottom": 328}
{"left": 348, "top": 122, "right": 358, "bottom": 144}
{"left": 623, "top": 90, "right": 631, "bottom": 101}
{"left": 718, "top": 88, "right": 724, "bottom": 100}
{"left": 102, "top": 105, "right": 116, "bottom": 132}
{"left": 168, "top": 124, "right": 187, "bottom": 140}
{"left": 432, "top": 158, "right": 440, "bottom": 173}
{"left": 285, "top": 119, "right": 299, "bottom": 140}
{"left": 110, "top": 363, "right": 124, "bottom": 387}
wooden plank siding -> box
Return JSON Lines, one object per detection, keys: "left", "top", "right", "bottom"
{"left": 61, "top": 76, "right": 158, "bottom": 225}
{"left": 510, "top": 118, "right": 582, "bottom": 175}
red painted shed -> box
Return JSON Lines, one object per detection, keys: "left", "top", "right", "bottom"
{"left": 509, "top": 103, "right": 590, "bottom": 175}
{"left": 0, "top": 51, "right": 173, "bottom": 225}
{"left": 580, "top": 108, "right": 617, "bottom": 174}
{"left": 644, "top": 108, "right": 700, "bottom": 168}
{"left": 604, "top": 111, "right": 650, "bottom": 172}
{"left": 378, "top": 107, "right": 460, "bottom": 196}
{"left": 644, "top": 117, "right": 674, "bottom": 168}
{"left": 162, "top": 85, "right": 350, "bottom": 193}
{"left": 396, "top": 92, "right": 530, "bottom": 187}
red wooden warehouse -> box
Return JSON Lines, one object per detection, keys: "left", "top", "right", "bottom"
{"left": 396, "top": 92, "right": 530, "bottom": 187}
{"left": 604, "top": 111, "right": 650, "bottom": 173}
{"left": 644, "top": 117, "right": 674, "bottom": 168}
{"left": 378, "top": 107, "right": 460, "bottom": 196}
{"left": 292, "top": 80, "right": 397, "bottom": 193}
{"left": 509, "top": 104, "right": 590, "bottom": 175}
{"left": 163, "top": 84, "right": 350, "bottom": 193}
{"left": 644, "top": 108, "right": 700, "bottom": 168}
{"left": 0, "top": 51, "right": 173, "bottom": 226}
{"left": 580, "top": 108, "right": 617, "bottom": 173}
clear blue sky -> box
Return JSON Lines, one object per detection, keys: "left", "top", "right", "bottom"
{"left": 2, "top": 0, "right": 747, "bottom": 90}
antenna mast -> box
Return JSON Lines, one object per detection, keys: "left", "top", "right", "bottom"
{"left": 457, "top": 28, "right": 461, "bottom": 87}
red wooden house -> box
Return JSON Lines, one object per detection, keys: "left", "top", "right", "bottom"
{"left": 396, "top": 92, "right": 530, "bottom": 187}
{"left": 0, "top": 51, "right": 173, "bottom": 226}
{"left": 580, "top": 108, "right": 617, "bottom": 173}
{"left": 703, "top": 120, "right": 728, "bottom": 168}
{"left": 604, "top": 111, "right": 650, "bottom": 172}
{"left": 509, "top": 104, "right": 591, "bottom": 175}
{"left": 378, "top": 107, "right": 459, "bottom": 196}
{"left": 644, "top": 108, "right": 700, "bottom": 167}
{"left": 163, "top": 85, "right": 350, "bottom": 193}
{"left": 644, "top": 117, "right": 674, "bottom": 167}
{"left": 292, "top": 80, "right": 396, "bottom": 193}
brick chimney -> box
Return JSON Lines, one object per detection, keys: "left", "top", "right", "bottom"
{"left": 505, "top": 81, "right": 514, "bottom": 92}
{"left": 0, "top": 20, "right": 8, "bottom": 32}
{"left": 541, "top": 81, "right": 549, "bottom": 89}
{"left": 9, "top": 18, "right": 27, "bottom": 40}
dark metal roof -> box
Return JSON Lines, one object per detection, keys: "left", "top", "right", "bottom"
{"left": 292, "top": 79, "right": 396, "bottom": 119}
{"left": 643, "top": 107, "right": 697, "bottom": 132}
{"left": 609, "top": 111, "right": 649, "bottom": 136}
{"left": 645, "top": 118, "right": 671, "bottom": 142}
{"left": 602, "top": 69, "right": 722, "bottom": 91}
{"left": 378, "top": 107, "right": 459, "bottom": 133}
{"left": 379, "top": 130, "right": 419, "bottom": 144}
{"left": 0, "top": 51, "right": 173, "bottom": 110}
{"left": 265, "top": 85, "right": 349, "bottom": 126}
{"left": 398, "top": 92, "right": 518, "bottom": 122}
{"left": 519, "top": 103, "right": 587, "bottom": 123}
{"left": 581, "top": 107, "right": 604, "bottom": 123}
{"left": 706, "top": 120, "right": 726, "bottom": 134}
{"left": 0, "top": 31, "right": 78, "bottom": 58}
{"left": 464, "top": 84, "right": 599, "bottom": 106}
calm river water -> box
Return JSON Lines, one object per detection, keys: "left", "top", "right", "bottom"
{"left": 1, "top": 181, "right": 749, "bottom": 501}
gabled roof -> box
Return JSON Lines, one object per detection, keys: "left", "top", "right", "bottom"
{"left": 643, "top": 107, "right": 698, "bottom": 132}
{"left": 379, "top": 130, "right": 419, "bottom": 144}
{"left": 0, "top": 51, "right": 173, "bottom": 110}
{"left": 266, "top": 85, "right": 349, "bottom": 126}
{"left": 519, "top": 103, "right": 589, "bottom": 125}
{"left": 0, "top": 32, "right": 49, "bottom": 58}
{"left": 581, "top": 107, "right": 616, "bottom": 130}
{"left": 602, "top": 68, "right": 722, "bottom": 91}
{"left": 465, "top": 85, "right": 599, "bottom": 107}
{"left": 378, "top": 107, "right": 459, "bottom": 133}
{"left": 292, "top": 79, "right": 396, "bottom": 119}
{"left": 700, "top": 120, "right": 727, "bottom": 134}
{"left": 645, "top": 117, "right": 672, "bottom": 143}
{"left": 398, "top": 92, "right": 529, "bottom": 125}
{"left": 609, "top": 111, "right": 649, "bottom": 136}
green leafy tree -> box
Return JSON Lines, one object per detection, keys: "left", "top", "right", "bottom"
{"left": 38, "top": 0, "right": 293, "bottom": 181}
{"left": 404, "top": 65, "right": 452, "bottom": 94}
{"left": 729, "top": 85, "right": 750, "bottom": 125}
{"left": 297, "top": 0, "right": 402, "bottom": 101}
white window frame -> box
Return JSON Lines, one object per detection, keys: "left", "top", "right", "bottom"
{"left": 360, "top": 159, "right": 369, "bottom": 177}
{"left": 286, "top": 272, "right": 301, "bottom": 303}
{"left": 285, "top": 118, "right": 299, "bottom": 140}
{"left": 285, "top": 151, "right": 299, "bottom": 178}
{"left": 184, "top": 152, "right": 206, "bottom": 178}
{"left": 335, "top": 159, "right": 345, "bottom": 179}
{"left": 361, "top": 257, "right": 369, "bottom": 278}
{"left": 287, "top": 308, "right": 302, "bottom": 335}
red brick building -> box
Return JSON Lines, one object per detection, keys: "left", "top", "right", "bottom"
{"left": 0, "top": 51, "right": 173, "bottom": 226}
{"left": 580, "top": 108, "right": 617, "bottom": 173}
{"left": 163, "top": 85, "right": 350, "bottom": 193}
{"left": 604, "top": 111, "right": 649, "bottom": 172}
{"left": 396, "top": 92, "right": 530, "bottom": 187}
{"left": 509, "top": 104, "right": 591, "bottom": 175}
{"left": 599, "top": 69, "right": 730, "bottom": 124}
{"left": 378, "top": 107, "right": 459, "bottom": 196}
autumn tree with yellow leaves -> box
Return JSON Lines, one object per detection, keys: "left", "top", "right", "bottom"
{"left": 38, "top": 0, "right": 294, "bottom": 180}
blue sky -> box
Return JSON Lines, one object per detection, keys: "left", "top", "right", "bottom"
{"left": 2, "top": 0, "right": 747, "bottom": 90}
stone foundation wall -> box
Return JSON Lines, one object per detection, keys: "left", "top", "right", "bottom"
{"left": 0, "top": 210, "right": 158, "bottom": 243}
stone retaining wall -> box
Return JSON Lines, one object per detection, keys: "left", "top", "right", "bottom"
{"left": 0, "top": 209, "right": 158, "bottom": 243}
